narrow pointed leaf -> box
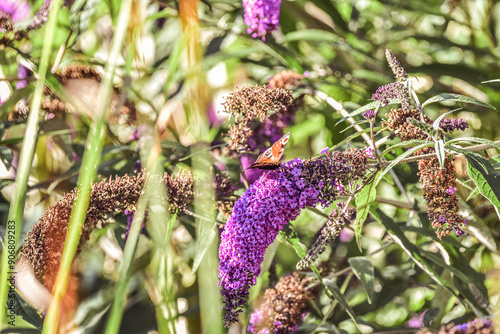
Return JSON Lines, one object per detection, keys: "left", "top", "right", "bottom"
{"left": 422, "top": 93, "right": 496, "bottom": 110}
{"left": 323, "top": 279, "right": 358, "bottom": 324}
{"left": 354, "top": 173, "right": 378, "bottom": 249}
{"left": 435, "top": 139, "right": 445, "bottom": 168}
{"left": 348, "top": 257, "right": 374, "bottom": 304}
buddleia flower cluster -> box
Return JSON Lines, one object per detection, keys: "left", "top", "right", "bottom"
{"left": 383, "top": 108, "right": 468, "bottom": 238}
{"left": 223, "top": 85, "right": 294, "bottom": 156}
{"left": 242, "top": 0, "right": 282, "bottom": 41}
{"left": 218, "top": 148, "right": 371, "bottom": 326}
{"left": 242, "top": 72, "right": 305, "bottom": 184}
{"left": 20, "top": 171, "right": 197, "bottom": 291}
{"left": 247, "top": 273, "right": 312, "bottom": 334}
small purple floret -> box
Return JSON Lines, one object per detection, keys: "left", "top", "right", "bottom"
{"left": 446, "top": 186, "right": 456, "bottom": 195}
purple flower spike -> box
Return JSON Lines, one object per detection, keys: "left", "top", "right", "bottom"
{"left": 219, "top": 149, "right": 369, "bottom": 326}
{"left": 243, "top": 0, "right": 282, "bottom": 41}
{"left": 439, "top": 117, "right": 469, "bottom": 133}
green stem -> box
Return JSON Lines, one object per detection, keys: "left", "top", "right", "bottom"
{"left": 41, "top": 0, "right": 133, "bottom": 331}
{"left": 104, "top": 183, "right": 149, "bottom": 334}
{"left": 0, "top": 0, "right": 62, "bottom": 328}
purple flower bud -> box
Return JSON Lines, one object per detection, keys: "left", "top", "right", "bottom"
{"left": 362, "top": 109, "right": 376, "bottom": 119}
{"left": 320, "top": 147, "right": 330, "bottom": 155}
{"left": 439, "top": 118, "right": 469, "bottom": 133}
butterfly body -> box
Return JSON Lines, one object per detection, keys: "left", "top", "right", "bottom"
{"left": 247, "top": 132, "right": 290, "bottom": 170}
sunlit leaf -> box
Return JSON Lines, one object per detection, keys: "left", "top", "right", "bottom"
{"left": 348, "top": 257, "right": 374, "bottom": 304}
{"left": 422, "top": 93, "right": 496, "bottom": 110}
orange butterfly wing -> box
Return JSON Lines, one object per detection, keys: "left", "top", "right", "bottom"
{"left": 247, "top": 132, "right": 290, "bottom": 170}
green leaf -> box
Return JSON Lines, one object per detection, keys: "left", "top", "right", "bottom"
{"left": 354, "top": 173, "right": 378, "bottom": 249}
{"left": 449, "top": 146, "right": 500, "bottom": 212}
{"left": 192, "top": 220, "right": 217, "bottom": 276}
{"left": 311, "top": 0, "right": 349, "bottom": 32}
{"left": 284, "top": 29, "right": 339, "bottom": 44}
{"left": 445, "top": 137, "right": 500, "bottom": 151}
{"left": 467, "top": 217, "right": 497, "bottom": 252}
{"left": 286, "top": 233, "right": 308, "bottom": 259}
{"left": 70, "top": 0, "right": 102, "bottom": 45}
{"left": 371, "top": 209, "right": 462, "bottom": 300}
{"left": 435, "top": 139, "right": 445, "bottom": 168}
{"left": 347, "top": 257, "right": 374, "bottom": 304}
{"left": 422, "top": 93, "right": 496, "bottom": 110}
{"left": 323, "top": 279, "right": 358, "bottom": 324}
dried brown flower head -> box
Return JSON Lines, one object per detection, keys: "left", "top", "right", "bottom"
{"left": 248, "top": 273, "right": 312, "bottom": 334}
{"left": 222, "top": 85, "right": 294, "bottom": 155}
{"left": 268, "top": 70, "right": 304, "bottom": 90}
{"left": 20, "top": 171, "right": 196, "bottom": 290}
{"left": 383, "top": 108, "right": 466, "bottom": 238}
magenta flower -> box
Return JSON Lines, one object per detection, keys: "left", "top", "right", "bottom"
{"left": 0, "top": 0, "right": 29, "bottom": 22}
{"left": 243, "top": 0, "right": 281, "bottom": 41}
{"left": 219, "top": 149, "right": 369, "bottom": 326}
{"left": 439, "top": 117, "right": 469, "bottom": 132}
{"left": 362, "top": 109, "right": 376, "bottom": 119}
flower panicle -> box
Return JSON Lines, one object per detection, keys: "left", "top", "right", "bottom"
{"left": 439, "top": 117, "right": 469, "bottom": 133}
{"left": 383, "top": 108, "right": 467, "bottom": 238}
{"left": 223, "top": 85, "right": 294, "bottom": 155}
{"left": 219, "top": 148, "right": 370, "bottom": 326}
{"left": 247, "top": 273, "right": 312, "bottom": 334}
{"left": 372, "top": 82, "right": 411, "bottom": 111}
{"left": 385, "top": 49, "right": 408, "bottom": 81}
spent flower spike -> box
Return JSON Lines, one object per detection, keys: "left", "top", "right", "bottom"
{"left": 219, "top": 149, "right": 369, "bottom": 326}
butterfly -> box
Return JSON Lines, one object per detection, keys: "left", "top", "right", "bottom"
{"left": 247, "top": 132, "right": 290, "bottom": 170}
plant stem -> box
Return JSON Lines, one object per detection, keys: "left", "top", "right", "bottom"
{"left": 41, "top": 0, "right": 132, "bottom": 331}
{"left": 0, "top": 0, "right": 62, "bottom": 328}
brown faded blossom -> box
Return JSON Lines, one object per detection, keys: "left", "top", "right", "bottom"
{"left": 20, "top": 171, "right": 195, "bottom": 290}
{"left": 222, "top": 85, "right": 293, "bottom": 155}
{"left": 247, "top": 273, "right": 312, "bottom": 334}
{"left": 383, "top": 108, "right": 466, "bottom": 238}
